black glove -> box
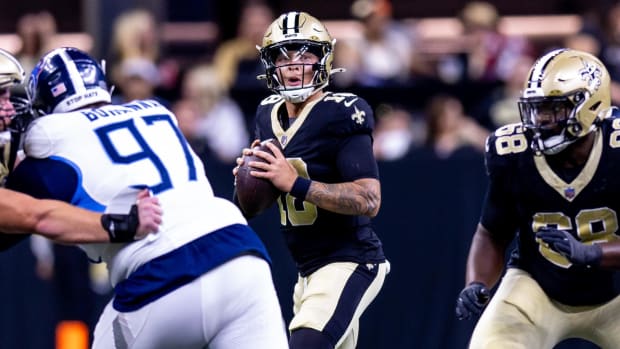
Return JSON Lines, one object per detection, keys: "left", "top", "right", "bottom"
{"left": 101, "top": 204, "right": 140, "bottom": 242}
{"left": 536, "top": 227, "right": 602, "bottom": 267}
{"left": 455, "top": 282, "right": 490, "bottom": 320}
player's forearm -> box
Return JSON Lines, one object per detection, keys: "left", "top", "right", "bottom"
{"left": 598, "top": 241, "right": 620, "bottom": 269}
{"left": 465, "top": 224, "right": 506, "bottom": 288}
{"left": 32, "top": 200, "right": 110, "bottom": 243}
{"left": 304, "top": 178, "right": 381, "bottom": 217}
{"left": 0, "top": 189, "right": 108, "bottom": 242}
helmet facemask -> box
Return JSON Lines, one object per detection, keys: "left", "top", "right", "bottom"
{"left": 519, "top": 92, "right": 589, "bottom": 155}
{"left": 8, "top": 94, "right": 33, "bottom": 133}
{"left": 260, "top": 40, "right": 332, "bottom": 103}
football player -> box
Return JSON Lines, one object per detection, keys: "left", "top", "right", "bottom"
{"left": 233, "top": 11, "right": 389, "bottom": 349}
{"left": 0, "top": 187, "right": 160, "bottom": 245}
{"left": 0, "top": 48, "right": 160, "bottom": 247}
{"left": 455, "top": 48, "right": 620, "bottom": 348}
{"left": 0, "top": 47, "right": 27, "bottom": 183}
{"left": 8, "top": 47, "right": 288, "bottom": 348}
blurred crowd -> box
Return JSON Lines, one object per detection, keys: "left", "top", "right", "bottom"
{"left": 10, "top": 0, "right": 620, "bottom": 167}
{"left": 6, "top": 1, "right": 620, "bottom": 347}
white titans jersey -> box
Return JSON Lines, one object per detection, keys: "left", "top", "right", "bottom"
{"left": 24, "top": 100, "right": 247, "bottom": 286}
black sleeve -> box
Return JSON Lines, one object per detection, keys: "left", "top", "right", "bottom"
{"left": 479, "top": 155, "right": 518, "bottom": 244}
{"left": 0, "top": 234, "right": 29, "bottom": 252}
{"left": 336, "top": 133, "right": 379, "bottom": 181}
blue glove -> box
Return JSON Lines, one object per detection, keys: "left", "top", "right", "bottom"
{"left": 536, "top": 227, "right": 603, "bottom": 267}
{"left": 455, "top": 282, "right": 490, "bottom": 320}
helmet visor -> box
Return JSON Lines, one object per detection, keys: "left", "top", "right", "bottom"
{"left": 262, "top": 41, "right": 326, "bottom": 66}
{"left": 519, "top": 96, "right": 574, "bottom": 140}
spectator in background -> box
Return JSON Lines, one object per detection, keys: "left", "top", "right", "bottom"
{"left": 173, "top": 64, "right": 248, "bottom": 164}
{"left": 15, "top": 11, "right": 57, "bottom": 75}
{"left": 111, "top": 57, "right": 169, "bottom": 107}
{"left": 424, "top": 94, "right": 488, "bottom": 159}
{"left": 438, "top": 1, "right": 532, "bottom": 84}
{"left": 564, "top": 31, "right": 602, "bottom": 56}
{"left": 471, "top": 53, "right": 535, "bottom": 130}
{"left": 373, "top": 104, "right": 420, "bottom": 161}
{"left": 600, "top": 3, "right": 620, "bottom": 81}
{"left": 212, "top": 0, "right": 275, "bottom": 90}
{"left": 334, "top": 0, "right": 423, "bottom": 87}
{"left": 109, "top": 9, "right": 159, "bottom": 63}
{"left": 596, "top": 3, "right": 620, "bottom": 106}
{"left": 108, "top": 9, "right": 169, "bottom": 94}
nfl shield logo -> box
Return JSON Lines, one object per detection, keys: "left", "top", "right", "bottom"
{"left": 564, "top": 187, "right": 575, "bottom": 199}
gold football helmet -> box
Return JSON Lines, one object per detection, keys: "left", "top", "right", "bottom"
{"left": 0, "top": 48, "right": 24, "bottom": 89}
{"left": 518, "top": 48, "right": 611, "bottom": 155}
{"left": 258, "top": 11, "right": 341, "bottom": 103}
{"left": 0, "top": 48, "right": 31, "bottom": 132}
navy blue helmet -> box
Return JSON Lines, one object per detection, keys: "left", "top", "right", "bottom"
{"left": 28, "top": 47, "right": 111, "bottom": 115}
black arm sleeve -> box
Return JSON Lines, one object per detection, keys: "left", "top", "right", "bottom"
{"left": 479, "top": 169, "right": 518, "bottom": 245}
{"left": 336, "top": 134, "right": 379, "bottom": 181}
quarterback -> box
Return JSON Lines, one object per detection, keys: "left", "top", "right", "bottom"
{"left": 234, "top": 11, "right": 388, "bottom": 349}
{"left": 456, "top": 48, "right": 620, "bottom": 348}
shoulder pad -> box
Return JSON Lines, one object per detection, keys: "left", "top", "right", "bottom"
{"left": 24, "top": 116, "right": 64, "bottom": 158}
{"left": 259, "top": 94, "right": 284, "bottom": 107}
{"left": 255, "top": 94, "right": 282, "bottom": 116}
{"left": 607, "top": 106, "right": 620, "bottom": 119}
{"left": 322, "top": 92, "right": 374, "bottom": 136}
{"left": 485, "top": 123, "right": 529, "bottom": 176}
{"left": 600, "top": 116, "right": 620, "bottom": 142}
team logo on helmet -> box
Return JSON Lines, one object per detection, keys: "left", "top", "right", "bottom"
{"left": 579, "top": 60, "right": 602, "bottom": 91}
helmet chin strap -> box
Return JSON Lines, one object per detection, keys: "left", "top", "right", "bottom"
{"left": 539, "top": 126, "right": 591, "bottom": 155}
{"left": 281, "top": 86, "right": 317, "bottom": 103}
{"left": 279, "top": 77, "right": 330, "bottom": 103}
{"left": 540, "top": 134, "right": 572, "bottom": 155}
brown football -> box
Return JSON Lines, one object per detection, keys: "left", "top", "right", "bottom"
{"left": 236, "top": 139, "right": 282, "bottom": 216}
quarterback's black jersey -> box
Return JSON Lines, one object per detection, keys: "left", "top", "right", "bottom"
{"left": 253, "top": 92, "right": 385, "bottom": 276}
{"left": 482, "top": 118, "right": 620, "bottom": 305}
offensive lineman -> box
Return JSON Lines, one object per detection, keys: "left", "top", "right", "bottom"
{"left": 456, "top": 49, "right": 620, "bottom": 348}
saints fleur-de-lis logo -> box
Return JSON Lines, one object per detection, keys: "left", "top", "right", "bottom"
{"left": 579, "top": 60, "right": 602, "bottom": 91}
{"left": 351, "top": 106, "right": 365, "bottom": 125}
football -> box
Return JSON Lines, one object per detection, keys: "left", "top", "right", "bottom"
{"left": 236, "top": 139, "right": 282, "bottom": 216}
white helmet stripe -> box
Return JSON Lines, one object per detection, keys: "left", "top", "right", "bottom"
{"left": 58, "top": 49, "right": 87, "bottom": 95}
{"left": 282, "top": 12, "right": 300, "bottom": 34}
{"left": 527, "top": 48, "right": 566, "bottom": 89}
